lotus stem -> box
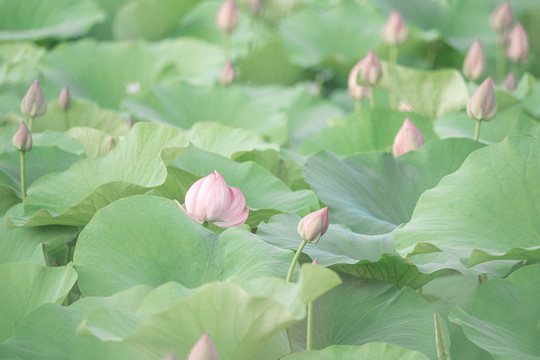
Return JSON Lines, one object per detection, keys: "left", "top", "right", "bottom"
{"left": 434, "top": 313, "right": 452, "bottom": 360}
{"left": 286, "top": 240, "right": 307, "bottom": 283}
{"left": 389, "top": 46, "right": 398, "bottom": 109}
{"left": 496, "top": 39, "right": 506, "bottom": 83}
{"left": 370, "top": 91, "right": 376, "bottom": 109}
{"left": 307, "top": 302, "right": 314, "bottom": 350}
{"left": 223, "top": 33, "right": 231, "bottom": 62}
{"left": 355, "top": 100, "right": 362, "bottom": 112}
{"left": 474, "top": 120, "right": 481, "bottom": 142}
{"left": 64, "top": 110, "right": 70, "bottom": 129}
{"left": 19, "top": 150, "right": 26, "bottom": 201}
{"left": 28, "top": 116, "right": 34, "bottom": 132}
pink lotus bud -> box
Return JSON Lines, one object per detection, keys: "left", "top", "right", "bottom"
{"left": 506, "top": 23, "right": 529, "bottom": 63}
{"left": 489, "top": 2, "right": 514, "bottom": 34}
{"left": 20, "top": 79, "right": 47, "bottom": 117}
{"left": 216, "top": 0, "right": 239, "bottom": 33}
{"left": 12, "top": 121, "right": 32, "bottom": 152}
{"left": 175, "top": 170, "right": 249, "bottom": 228}
{"left": 58, "top": 86, "right": 71, "bottom": 110}
{"left": 466, "top": 77, "right": 497, "bottom": 122}
{"left": 398, "top": 100, "right": 412, "bottom": 112}
{"left": 297, "top": 207, "right": 329, "bottom": 244}
{"left": 357, "top": 50, "right": 382, "bottom": 87}
{"left": 125, "top": 116, "right": 135, "bottom": 128}
{"left": 312, "top": 258, "right": 318, "bottom": 265}
{"left": 220, "top": 61, "right": 236, "bottom": 86}
{"left": 462, "top": 40, "right": 486, "bottom": 81}
{"left": 503, "top": 71, "right": 517, "bottom": 91}
{"left": 392, "top": 118, "right": 424, "bottom": 157}
{"left": 348, "top": 60, "right": 371, "bottom": 101}
{"left": 382, "top": 10, "right": 408, "bottom": 46}
{"left": 188, "top": 333, "right": 220, "bottom": 360}
{"left": 161, "top": 352, "right": 177, "bottom": 360}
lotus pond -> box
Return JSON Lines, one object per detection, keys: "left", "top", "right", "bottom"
{"left": 1, "top": 0, "right": 540, "bottom": 359}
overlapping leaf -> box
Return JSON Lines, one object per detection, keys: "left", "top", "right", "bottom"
{"left": 282, "top": 343, "right": 429, "bottom": 360}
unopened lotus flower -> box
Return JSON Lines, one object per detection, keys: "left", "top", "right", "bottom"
{"left": 20, "top": 79, "right": 46, "bottom": 117}
{"left": 348, "top": 61, "right": 370, "bottom": 101}
{"left": 463, "top": 40, "right": 486, "bottom": 81}
{"left": 506, "top": 23, "right": 529, "bottom": 63}
{"left": 357, "top": 50, "right": 382, "bottom": 87}
{"left": 220, "top": 61, "right": 236, "bottom": 86}
{"left": 503, "top": 71, "right": 517, "bottom": 91}
{"left": 175, "top": 170, "right": 249, "bottom": 228}
{"left": 161, "top": 352, "right": 177, "bottom": 360}
{"left": 382, "top": 10, "right": 408, "bottom": 45}
{"left": 188, "top": 333, "right": 220, "bottom": 360}
{"left": 398, "top": 100, "right": 412, "bottom": 112}
{"left": 466, "top": 77, "right": 497, "bottom": 121}
{"left": 489, "top": 2, "right": 514, "bottom": 34}
{"left": 216, "top": 0, "right": 239, "bottom": 33}
{"left": 312, "top": 258, "right": 319, "bottom": 265}
{"left": 392, "top": 118, "right": 424, "bottom": 157}
{"left": 297, "top": 207, "right": 329, "bottom": 244}
{"left": 58, "top": 86, "right": 71, "bottom": 110}
{"left": 12, "top": 121, "right": 32, "bottom": 152}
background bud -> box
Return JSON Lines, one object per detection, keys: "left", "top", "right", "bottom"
{"left": 297, "top": 207, "right": 329, "bottom": 244}
{"left": 216, "top": 0, "right": 239, "bottom": 33}
{"left": 220, "top": 61, "right": 236, "bottom": 86}
{"left": 462, "top": 40, "right": 486, "bottom": 81}
{"left": 312, "top": 258, "right": 319, "bottom": 265}
{"left": 398, "top": 100, "right": 413, "bottom": 112}
{"left": 382, "top": 10, "right": 408, "bottom": 45}
{"left": 12, "top": 121, "right": 33, "bottom": 152}
{"left": 348, "top": 61, "right": 370, "bottom": 100}
{"left": 357, "top": 50, "right": 382, "bottom": 87}
{"left": 506, "top": 23, "right": 529, "bottom": 63}
{"left": 58, "top": 86, "right": 71, "bottom": 110}
{"left": 247, "top": 0, "right": 261, "bottom": 15}
{"left": 188, "top": 333, "right": 220, "bottom": 360}
{"left": 489, "top": 2, "right": 514, "bottom": 34}
{"left": 392, "top": 118, "right": 424, "bottom": 157}
{"left": 503, "top": 72, "right": 516, "bottom": 91}
{"left": 466, "top": 77, "right": 497, "bottom": 121}
{"left": 20, "top": 79, "right": 47, "bottom": 117}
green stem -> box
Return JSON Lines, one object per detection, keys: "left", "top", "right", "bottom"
{"left": 473, "top": 120, "right": 481, "bottom": 142}
{"left": 369, "top": 90, "right": 376, "bottom": 109}
{"left": 496, "top": 39, "right": 506, "bottom": 83}
{"left": 223, "top": 33, "right": 231, "bottom": 62}
{"left": 28, "top": 116, "right": 34, "bottom": 132}
{"left": 307, "top": 302, "right": 313, "bottom": 351}
{"left": 64, "top": 110, "right": 70, "bottom": 129}
{"left": 478, "top": 273, "right": 487, "bottom": 283}
{"left": 19, "top": 150, "right": 26, "bottom": 201}
{"left": 286, "top": 240, "right": 307, "bottom": 283}
{"left": 355, "top": 100, "right": 362, "bottom": 112}
{"left": 388, "top": 46, "right": 398, "bottom": 109}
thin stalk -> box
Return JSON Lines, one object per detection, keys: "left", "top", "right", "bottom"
{"left": 286, "top": 240, "right": 307, "bottom": 283}
{"left": 28, "top": 116, "right": 34, "bottom": 132}
{"left": 369, "top": 90, "right": 376, "bottom": 109}
{"left": 355, "top": 100, "right": 362, "bottom": 112}
{"left": 223, "top": 33, "right": 231, "bottom": 62}
{"left": 306, "top": 302, "right": 314, "bottom": 351}
{"left": 473, "top": 119, "right": 481, "bottom": 142}
{"left": 388, "top": 46, "right": 398, "bottom": 109}
{"left": 496, "top": 39, "right": 506, "bottom": 83}
{"left": 64, "top": 110, "right": 70, "bottom": 129}
{"left": 19, "top": 150, "right": 26, "bottom": 200}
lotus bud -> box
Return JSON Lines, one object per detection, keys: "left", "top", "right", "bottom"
{"left": 463, "top": 40, "right": 486, "bottom": 81}
{"left": 175, "top": 170, "right": 249, "bottom": 228}
{"left": 357, "top": 50, "right": 382, "bottom": 87}
{"left": 398, "top": 100, "right": 412, "bottom": 112}
{"left": 503, "top": 71, "right": 517, "bottom": 91}
{"left": 489, "top": 2, "right": 514, "bottom": 34}
{"left": 20, "top": 79, "right": 47, "bottom": 117}
{"left": 382, "top": 10, "right": 408, "bottom": 46}
{"left": 161, "top": 351, "right": 177, "bottom": 360}
{"left": 58, "top": 86, "right": 71, "bottom": 110}
{"left": 220, "top": 61, "right": 236, "bottom": 86}
{"left": 125, "top": 116, "right": 135, "bottom": 128}
{"left": 297, "top": 207, "right": 329, "bottom": 244}
{"left": 12, "top": 121, "right": 32, "bottom": 152}
{"left": 348, "top": 61, "right": 371, "bottom": 101}
{"left": 312, "top": 258, "right": 318, "bottom": 265}
{"left": 506, "top": 23, "right": 529, "bottom": 63}
{"left": 392, "top": 118, "right": 424, "bottom": 157}
{"left": 247, "top": 0, "right": 261, "bottom": 15}
{"left": 216, "top": 0, "right": 239, "bottom": 33}
{"left": 466, "top": 77, "right": 497, "bottom": 122}
{"left": 188, "top": 333, "right": 220, "bottom": 360}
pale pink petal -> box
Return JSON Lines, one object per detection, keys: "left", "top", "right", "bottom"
{"left": 203, "top": 171, "right": 231, "bottom": 221}
{"left": 226, "top": 187, "right": 246, "bottom": 217}
{"left": 213, "top": 207, "right": 249, "bottom": 228}
{"left": 174, "top": 199, "right": 204, "bottom": 224}
{"left": 184, "top": 177, "right": 205, "bottom": 217}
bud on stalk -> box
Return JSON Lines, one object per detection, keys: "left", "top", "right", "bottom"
{"left": 188, "top": 333, "right": 220, "bottom": 360}
{"left": 382, "top": 10, "right": 408, "bottom": 46}
{"left": 21, "top": 79, "right": 47, "bottom": 120}
{"left": 220, "top": 61, "right": 236, "bottom": 86}
{"left": 392, "top": 118, "right": 424, "bottom": 157}
{"left": 506, "top": 23, "right": 529, "bottom": 63}
{"left": 463, "top": 40, "right": 486, "bottom": 82}
{"left": 216, "top": 0, "right": 239, "bottom": 33}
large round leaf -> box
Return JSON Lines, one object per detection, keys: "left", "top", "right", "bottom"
{"left": 8, "top": 123, "right": 187, "bottom": 228}
{"left": 0, "top": 0, "right": 105, "bottom": 41}
{"left": 73, "top": 195, "right": 294, "bottom": 296}
{"left": 395, "top": 136, "right": 540, "bottom": 268}
{"left": 0, "top": 43, "right": 45, "bottom": 85}
{"left": 0, "top": 262, "right": 77, "bottom": 342}
{"left": 0, "top": 285, "right": 154, "bottom": 360}
{"left": 304, "top": 138, "right": 484, "bottom": 234}
{"left": 39, "top": 39, "right": 223, "bottom": 109}
{"left": 449, "top": 264, "right": 540, "bottom": 360}
{"left": 282, "top": 343, "right": 429, "bottom": 360}
{"left": 298, "top": 109, "right": 437, "bottom": 156}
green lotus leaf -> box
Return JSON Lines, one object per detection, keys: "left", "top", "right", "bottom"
{"left": 0, "top": 185, "right": 19, "bottom": 216}
{"left": 304, "top": 138, "right": 484, "bottom": 234}
{"left": 67, "top": 127, "right": 117, "bottom": 158}
{"left": 0, "top": 43, "right": 45, "bottom": 85}
{"left": 449, "top": 264, "right": 540, "bottom": 359}
{"left": 395, "top": 136, "right": 540, "bottom": 268}
{"left": 0, "top": 285, "right": 154, "bottom": 360}
{"left": 7, "top": 122, "right": 187, "bottom": 228}
{"left": 0, "top": 262, "right": 77, "bottom": 342}
{"left": 0, "top": 0, "right": 106, "bottom": 41}
{"left": 39, "top": 39, "right": 223, "bottom": 109}
{"left": 298, "top": 109, "right": 437, "bottom": 156}
{"left": 73, "top": 195, "right": 294, "bottom": 296}
{"left": 282, "top": 343, "right": 429, "bottom": 360}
